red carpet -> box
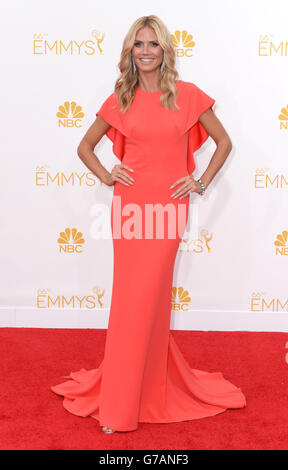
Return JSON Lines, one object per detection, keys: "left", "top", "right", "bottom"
{"left": 1, "top": 327, "right": 288, "bottom": 450}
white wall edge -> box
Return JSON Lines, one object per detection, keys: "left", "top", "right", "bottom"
{"left": 0, "top": 308, "right": 287, "bottom": 332}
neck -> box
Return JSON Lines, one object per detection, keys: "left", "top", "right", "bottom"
{"left": 137, "top": 72, "right": 161, "bottom": 92}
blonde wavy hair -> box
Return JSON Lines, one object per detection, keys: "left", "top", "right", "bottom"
{"left": 114, "top": 15, "right": 180, "bottom": 113}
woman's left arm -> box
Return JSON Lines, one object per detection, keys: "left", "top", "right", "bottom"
{"left": 170, "top": 109, "right": 233, "bottom": 199}
{"left": 197, "top": 108, "right": 232, "bottom": 190}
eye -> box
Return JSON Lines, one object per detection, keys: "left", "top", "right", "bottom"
{"left": 134, "top": 41, "right": 159, "bottom": 47}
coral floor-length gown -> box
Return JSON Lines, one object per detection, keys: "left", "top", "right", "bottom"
{"left": 51, "top": 80, "right": 246, "bottom": 431}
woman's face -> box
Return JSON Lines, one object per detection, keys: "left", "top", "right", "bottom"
{"left": 132, "top": 26, "right": 163, "bottom": 73}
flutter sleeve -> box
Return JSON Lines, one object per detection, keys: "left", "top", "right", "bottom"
{"left": 183, "top": 82, "right": 216, "bottom": 174}
{"left": 96, "top": 92, "right": 129, "bottom": 162}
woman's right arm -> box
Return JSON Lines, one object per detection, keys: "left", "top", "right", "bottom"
{"left": 77, "top": 115, "right": 114, "bottom": 186}
{"left": 77, "top": 115, "right": 134, "bottom": 187}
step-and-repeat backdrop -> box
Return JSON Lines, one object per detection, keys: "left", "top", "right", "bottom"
{"left": 1, "top": 0, "right": 287, "bottom": 331}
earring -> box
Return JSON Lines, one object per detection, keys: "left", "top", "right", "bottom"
{"left": 131, "top": 52, "right": 136, "bottom": 74}
{"left": 160, "top": 55, "right": 165, "bottom": 75}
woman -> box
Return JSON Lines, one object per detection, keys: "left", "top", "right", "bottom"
{"left": 51, "top": 15, "right": 246, "bottom": 434}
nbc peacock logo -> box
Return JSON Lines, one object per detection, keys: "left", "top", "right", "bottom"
{"left": 56, "top": 101, "right": 84, "bottom": 128}
{"left": 58, "top": 228, "right": 85, "bottom": 253}
{"left": 171, "top": 30, "right": 195, "bottom": 57}
{"left": 279, "top": 105, "right": 288, "bottom": 130}
{"left": 274, "top": 230, "right": 288, "bottom": 255}
{"left": 171, "top": 286, "right": 191, "bottom": 311}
